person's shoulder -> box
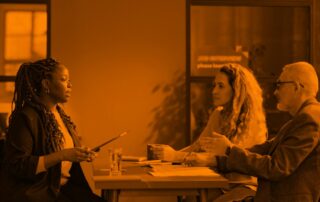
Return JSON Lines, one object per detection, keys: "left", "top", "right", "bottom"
{"left": 302, "top": 101, "right": 320, "bottom": 113}
{"left": 7, "top": 107, "right": 38, "bottom": 134}
{"left": 299, "top": 101, "right": 320, "bottom": 120}
{"left": 11, "top": 105, "right": 41, "bottom": 125}
{"left": 21, "top": 105, "right": 40, "bottom": 119}
{"left": 295, "top": 103, "right": 320, "bottom": 128}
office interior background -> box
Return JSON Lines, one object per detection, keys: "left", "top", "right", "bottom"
{"left": 0, "top": 0, "right": 319, "bottom": 201}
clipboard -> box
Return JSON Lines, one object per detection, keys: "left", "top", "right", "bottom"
{"left": 91, "top": 131, "right": 127, "bottom": 152}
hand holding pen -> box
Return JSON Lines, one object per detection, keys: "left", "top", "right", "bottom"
{"left": 59, "top": 147, "right": 97, "bottom": 162}
{"left": 62, "top": 131, "right": 127, "bottom": 163}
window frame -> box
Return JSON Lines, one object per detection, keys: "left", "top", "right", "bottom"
{"left": 185, "top": 0, "right": 316, "bottom": 143}
{"left": 0, "top": 0, "right": 50, "bottom": 82}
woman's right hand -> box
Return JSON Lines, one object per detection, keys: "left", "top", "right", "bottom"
{"left": 184, "top": 152, "right": 217, "bottom": 167}
{"left": 198, "top": 132, "right": 232, "bottom": 155}
{"left": 60, "top": 147, "right": 95, "bottom": 162}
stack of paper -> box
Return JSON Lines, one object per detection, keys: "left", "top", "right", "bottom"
{"left": 136, "top": 160, "right": 172, "bottom": 166}
{"left": 121, "top": 156, "right": 172, "bottom": 167}
{"left": 149, "top": 165, "right": 219, "bottom": 177}
{"left": 122, "top": 155, "right": 147, "bottom": 162}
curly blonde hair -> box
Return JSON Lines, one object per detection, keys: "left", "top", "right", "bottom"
{"left": 219, "top": 64, "right": 267, "bottom": 147}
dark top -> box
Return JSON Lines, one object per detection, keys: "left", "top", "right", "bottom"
{"left": 217, "top": 98, "right": 320, "bottom": 202}
{"left": 0, "top": 105, "right": 90, "bottom": 202}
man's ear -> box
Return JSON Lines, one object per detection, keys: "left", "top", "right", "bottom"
{"left": 294, "top": 81, "right": 301, "bottom": 92}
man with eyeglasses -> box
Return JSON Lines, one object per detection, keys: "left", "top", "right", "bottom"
{"left": 205, "top": 61, "right": 320, "bottom": 202}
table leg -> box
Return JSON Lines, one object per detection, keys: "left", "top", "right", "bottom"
{"left": 198, "top": 189, "right": 208, "bottom": 202}
{"left": 177, "top": 195, "right": 185, "bottom": 202}
{"left": 101, "top": 190, "right": 120, "bottom": 202}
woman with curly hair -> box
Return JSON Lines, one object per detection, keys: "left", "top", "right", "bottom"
{"left": 0, "top": 58, "right": 104, "bottom": 201}
{"left": 153, "top": 63, "right": 267, "bottom": 201}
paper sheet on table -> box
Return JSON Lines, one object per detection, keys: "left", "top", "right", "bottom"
{"left": 135, "top": 160, "right": 172, "bottom": 166}
{"left": 149, "top": 165, "right": 219, "bottom": 177}
{"left": 122, "top": 158, "right": 172, "bottom": 167}
{"left": 122, "top": 156, "right": 170, "bottom": 165}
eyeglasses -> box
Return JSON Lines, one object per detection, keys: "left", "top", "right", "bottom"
{"left": 274, "top": 80, "right": 304, "bottom": 90}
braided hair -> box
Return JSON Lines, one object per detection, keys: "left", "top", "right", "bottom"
{"left": 10, "top": 58, "right": 76, "bottom": 152}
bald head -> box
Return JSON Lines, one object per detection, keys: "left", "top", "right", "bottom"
{"left": 282, "top": 61, "right": 318, "bottom": 97}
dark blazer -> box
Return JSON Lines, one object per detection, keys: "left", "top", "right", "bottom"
{"left": 218, "top": 98, "right": 320, "bottom": 202}
{"left": 0, "top": 105, "right": 91, "bottom": 202}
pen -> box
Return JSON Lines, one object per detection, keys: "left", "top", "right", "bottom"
{"left": 91, "top": 131, "right": 127, "bottom": 152}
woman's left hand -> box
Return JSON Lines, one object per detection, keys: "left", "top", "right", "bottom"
{"left": 198, "top": 132, "right": 233, "bottom": 155}
{"left": 184, "top": 152, "right": 216, "bottom": 167}
{"left": 210, "top": 132, "right": 233, "bottom": 155}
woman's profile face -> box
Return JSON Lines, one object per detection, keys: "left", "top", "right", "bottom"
{"left": 46, "top": 65, "right": 72, "bottom": 104}
{"left": 212, "top": 72, "right": 233, "bottom": 107}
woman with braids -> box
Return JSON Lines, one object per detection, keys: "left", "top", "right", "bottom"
{"left": 153, "top": 64, "right": 267, "bottom": 201}
{"left": 0, "top": 58, "right": 105, "bottom": 201}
